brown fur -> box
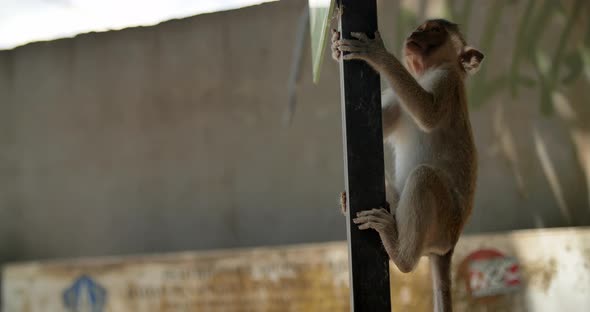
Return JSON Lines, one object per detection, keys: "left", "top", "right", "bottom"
{"left": 332, "top": 19, "right": 483, "bottom": 312}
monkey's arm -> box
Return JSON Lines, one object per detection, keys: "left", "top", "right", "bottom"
{"left": 338, "top": 32, "right": 450, "bottom": 132}
{"left": 374, "top": 54, "right": 448, "bottom": 132}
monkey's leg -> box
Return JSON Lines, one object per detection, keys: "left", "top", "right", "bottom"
{"left": 392, "top": 165, "right": 454, "bottom": 273}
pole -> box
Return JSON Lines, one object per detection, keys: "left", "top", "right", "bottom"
{"left": 338, "top": 0, "right": 391, "bottom": 311}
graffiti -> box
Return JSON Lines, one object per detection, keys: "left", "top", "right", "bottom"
{"left": 63, "top": 275, "right": 107, "bottom": 312}
{"left": 460, "top": 249, "right": 522, "bottom": 298}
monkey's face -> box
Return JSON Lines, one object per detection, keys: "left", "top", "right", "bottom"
{"left": 405, "top": 22, "right": 448, "bottom": 57}
{"left": 404, "top": 21, "right": 460, "bottom": 76}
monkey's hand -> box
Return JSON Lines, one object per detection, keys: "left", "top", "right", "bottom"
{"left": 336, "top": 31, "right": 388, "bottom": 66}
{"left": 331, "top": 29, "right": 341, "bottom": 62}
{"left": 339, "top": 191, "right": 347, "bottom": 215}
{"left": 353, "top": 207, "right": 398, "bottom": 245}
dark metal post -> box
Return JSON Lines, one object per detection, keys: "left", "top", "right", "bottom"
{"left": 338, "top": 0, "right": 391, "bottom": 311}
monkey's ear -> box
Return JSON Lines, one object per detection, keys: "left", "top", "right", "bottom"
{"left": 459, "top": 47, "right": 484, "bottom": 75}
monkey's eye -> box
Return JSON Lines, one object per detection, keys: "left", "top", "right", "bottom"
{"left": 431, "top": 27, "right": 441, "bottom": 32}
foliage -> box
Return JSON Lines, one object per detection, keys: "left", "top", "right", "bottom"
{"left": 394, "top": 0, "right": 589, "bottom": 115}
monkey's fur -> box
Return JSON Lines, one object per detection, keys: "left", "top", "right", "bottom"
{"left": 333, "top": 19, "right": 483, "bottom": 312}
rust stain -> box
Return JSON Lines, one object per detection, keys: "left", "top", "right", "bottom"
{"left": 524, "top": 258, "right": 557, "bottom": 293}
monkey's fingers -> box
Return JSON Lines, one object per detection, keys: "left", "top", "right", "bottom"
{"left": 337, "top": 39, "right": 369, "bottom": 60}
{"left": 331, "top": 40, "right": 338, "bottom": 50}
{"left": 350, "top": 32, "right": 370, "bottom": 42}
{"left": 337, "top": 38, "right": 364, "bottom": 47}
{"left": 374, "top": 31, "right": 382, "bottom": 41}
{"left": 340, "top": 192, "right": 347, "bottom": 215}
{"left": 357, "top": 221, "right": 385, "bottom": 231}
{"left": 331, "top": 29, "right": 340, "bottom": 43}
{"left": 337, "top": 45, "right": 368, "bottom": 53}
{"left": 353, "top": 215, "right": 389, "bottom": 225}
{"left": 331, "top": 42, "right": 341, "bottom": 61}
{"left": 357, "top": 208, "right": 390, "bottom": 219}
{"left": 341, "top": 53, "right": 365, "bottom": 61}
{"left": 332, "top": 51, "right": 341, "bottom": 61}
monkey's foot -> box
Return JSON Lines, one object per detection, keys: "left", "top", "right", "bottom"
{"left": 353, "top": 207, "right": 396, "bottom": 236}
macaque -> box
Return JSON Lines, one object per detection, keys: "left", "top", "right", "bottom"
{"left": 333, "top": 19, "right": 483, "bottom": 312}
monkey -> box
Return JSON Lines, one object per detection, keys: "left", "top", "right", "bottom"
{"left": 332, "top": 19, "right": 483, "bottom": 312}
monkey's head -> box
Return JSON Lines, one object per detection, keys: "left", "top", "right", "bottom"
{"left": 404, "top": 19, "right": 484, "bottom": 77}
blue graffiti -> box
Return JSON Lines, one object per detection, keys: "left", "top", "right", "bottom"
{"left": 63, "top": 275, "right": 107, "bottom": 312}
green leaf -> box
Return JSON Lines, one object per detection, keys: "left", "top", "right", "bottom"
{"left": 560, "top": 51, "right": 583, "bottom": 84}
{"left": 535, "top": 51, "right": 551, "bottom": 76}
{"left": 509, "top": 0, "right": 536, "bottom": 97}
{"left": 308, "top": 0, "right": 336, "bottom": 84}
{"left": 524, "top": 0, "right": 558, "bottom": 59}
{"left": 539, "top": 86, "right": 554, "bottom": 116}
{"left": 580, "top": 46, "right": 590, "bottom": 82}
{"left": 549, "top": 0, "right": 584, "bottom": 81}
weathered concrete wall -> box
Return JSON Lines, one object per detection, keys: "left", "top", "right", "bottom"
{"left": 4, "top": 227, "right": 590, "bottom": 312}
{"left": 0, "top": 0, "right": 589, "bottom": 265}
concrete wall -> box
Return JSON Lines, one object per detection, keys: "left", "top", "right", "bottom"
{"left": 0, "top": 0, "right": 589, "bottom": 264}
{"left": 5, "top": 227, "right": 590, "bottom": 312}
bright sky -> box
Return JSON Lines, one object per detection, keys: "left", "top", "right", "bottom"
{"left": 0, "top": 0, "right": 277, "bottom": 50}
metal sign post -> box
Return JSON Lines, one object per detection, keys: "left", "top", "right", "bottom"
{"left": 338, "top": 0, "right": 391, "bottom": 311}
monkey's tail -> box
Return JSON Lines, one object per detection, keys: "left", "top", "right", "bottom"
{"left": 429, "top": 248, "right": 454, "bottom": 312}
